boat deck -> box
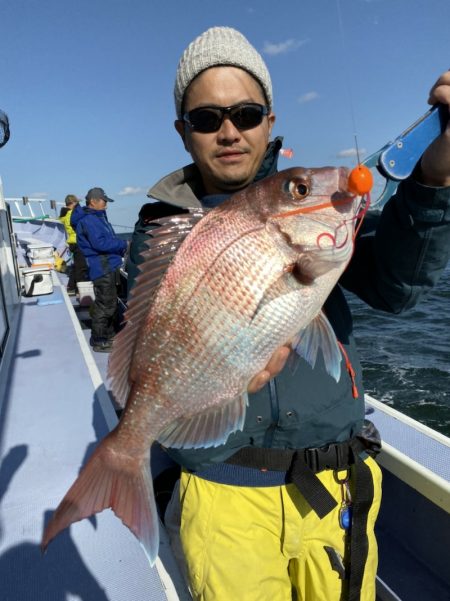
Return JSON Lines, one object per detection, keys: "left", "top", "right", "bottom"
{"left": 0, "top": 272, "right": 188, "bottom": 600}
{"left": 1, "top": 267, "right": 449, "bottom": 600}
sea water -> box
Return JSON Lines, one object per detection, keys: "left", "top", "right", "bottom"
{"left": 346, "top": 263, "right": 450, "bottom": 437}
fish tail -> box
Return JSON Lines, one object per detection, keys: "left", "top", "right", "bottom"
{"left": 41, "top": 433, "right": 159, "bottom": 565}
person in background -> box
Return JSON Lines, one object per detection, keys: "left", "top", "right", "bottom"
{"left": 128, "top": 26, "right": 450, "bottom": 601}
{"left": 71, "top": 187, "right": 127, "bottom": 353}
{"left": 59, "top": 194, "right": 88, "bottom": 295}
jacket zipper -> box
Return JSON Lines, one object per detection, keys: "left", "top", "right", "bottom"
{"left": 262, "top": 378, "right": 280, "bottom": 447}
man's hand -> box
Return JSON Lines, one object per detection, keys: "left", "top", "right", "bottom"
{"left": 247, "top": 345, "right": 291, "bottom": 393}
{"left": 420, "top": 70, "right": 450, "bottom": 187}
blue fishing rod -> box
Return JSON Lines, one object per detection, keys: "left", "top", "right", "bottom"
{"left": 363, "top": 104, "right": 448, "bottom": 206}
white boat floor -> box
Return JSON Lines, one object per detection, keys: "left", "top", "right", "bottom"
{"left": 0, "top": 273, "right": 189, "bottom": 600}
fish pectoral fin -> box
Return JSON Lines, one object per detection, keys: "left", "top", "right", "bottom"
{"left": 41, "top": 434, "right": 159, "bottom": 566}
{"left": 157, "top": 393, "right": 248, "bottom": 450}
{"left": 292, "top": 311, "right": 342, "bottom": 382}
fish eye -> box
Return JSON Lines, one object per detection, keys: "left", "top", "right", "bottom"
{"left": 289, "top": 178, "right": 310, "bottom": 200}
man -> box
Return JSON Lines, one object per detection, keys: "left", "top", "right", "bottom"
{"left": 128, "top": 27, "right": 450, "bottom": 601}
{"left": 72, "top": 187, "right": 127, "bottom": 353}
{"left": 59, "top": 194, "right": 88, "bottom": 295}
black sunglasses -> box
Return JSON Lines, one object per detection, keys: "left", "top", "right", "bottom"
{"left": 182, "top": 102, "right": 269, "bottom": 133}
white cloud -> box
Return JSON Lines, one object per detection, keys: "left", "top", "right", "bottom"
{"left": 336, "top": 148, "right": 367, "bottom": 158}
{"left": 262, "top": 38, "right": 308, "bottom": 56}
{"left": 30, "top": 192, "right": 48, "bottom": 199}
{"left": 118, "top": 186, "right": 147, "bottom": 196}
{"left": 298, "top": 91, "right": 319, "bottom": 104}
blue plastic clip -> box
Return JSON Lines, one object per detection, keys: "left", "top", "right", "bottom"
{"left": 339, "top": 504, "right": 353, "bottom": 530}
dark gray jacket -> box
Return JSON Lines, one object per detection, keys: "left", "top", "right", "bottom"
{"left": 132, "top": 145, "right": 450, "bottom": 471}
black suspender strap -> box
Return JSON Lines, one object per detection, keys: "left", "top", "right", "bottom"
{"left": 287, "top": 450, "right": 338, "bottom": 518}
{"left": 346, "top": 442, "right": 375, "bottom": 601}
{"left": 226, "top": 439, "right": 369, "bottom": 520}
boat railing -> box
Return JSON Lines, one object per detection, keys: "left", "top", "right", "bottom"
{"left": 5, "top": 196, "right": 64, "bottom": 220}
{"left": 0, "top": 178, "right": 22, "bottom": 406}
{"left": 366, "top": 395, "right": 450, "bottom": 600}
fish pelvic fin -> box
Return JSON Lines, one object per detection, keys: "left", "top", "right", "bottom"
{"left": 292, "top": 310, "right": 342, "bottom": 382}
{"left": 158, "top": 393, "right": 249, "bottom": 449}
{"left": 41, "top": 433, "right": 159, "bottom": 566}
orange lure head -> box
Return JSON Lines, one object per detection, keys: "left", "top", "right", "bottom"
{"left": 348, "top": 164, "right": 373, "bottom": 195}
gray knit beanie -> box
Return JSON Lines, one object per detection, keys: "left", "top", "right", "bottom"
{"left": 174, "top": 26, "right": 273, "bottom": 119}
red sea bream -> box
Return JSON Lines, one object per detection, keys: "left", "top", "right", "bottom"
{"left": 42, "top": 166, "right": 362, "bottom": 564}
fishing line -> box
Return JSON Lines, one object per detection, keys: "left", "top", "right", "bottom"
{"left": 335, "top": 0, "right": 373, "bottom": 211}
{"left": 335, "top": 0, "right": 360, "bottom": 162}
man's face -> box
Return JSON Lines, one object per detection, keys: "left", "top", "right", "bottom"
{"left": 175, "top": 66, "right": 275, "bottom": 195}
{"left": 90, "top": 198, "right": 107, "bottom": 210}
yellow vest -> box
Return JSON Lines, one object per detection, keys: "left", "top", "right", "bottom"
{"left": 60, "top": 208, "right": 77, "bottom": 244}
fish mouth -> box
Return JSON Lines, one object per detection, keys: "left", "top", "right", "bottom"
{"left": 331, "top": 190, "right": 357, "bottom": 206}
{"left": 273, "top": 212, "right": 356, "bottom": 264}
{"left": 295, "top": 229, "right": 354, "bottom": 258}
{"left": 303, "top": 212, "right": 357, "bottom": 250}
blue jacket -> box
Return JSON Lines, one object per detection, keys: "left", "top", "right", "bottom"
{"left": 71, "top": 204, "right": 127, "bottom": 281}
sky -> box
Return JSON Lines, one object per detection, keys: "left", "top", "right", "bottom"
{"left": 0, "top": 0, "right": 449, "bottom": 231}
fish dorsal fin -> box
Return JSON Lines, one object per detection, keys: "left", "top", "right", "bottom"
{"left": 157, "top": 393, "right": 249, "bottom": 449}
{"left": 293, "top": 310, "right": 342, "bottom": 382}
{"left": 108, "top": 209, "right": 205, "bottom": 407}
{"left": 130, "top": 210, "right": 205, "bottom": 304}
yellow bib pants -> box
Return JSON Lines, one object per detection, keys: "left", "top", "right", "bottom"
{"left": 177, "top": 456, "right": 382, "bottom": 601}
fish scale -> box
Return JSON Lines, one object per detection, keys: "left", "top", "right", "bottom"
{"left": 162, "top": 261, "right": 280, "bottom": 403}
{"left": 135, "top": 228, "right": 284, "bottom": 407}
{"left": 42, "top": 166, "right": 361, "bottom": 566}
